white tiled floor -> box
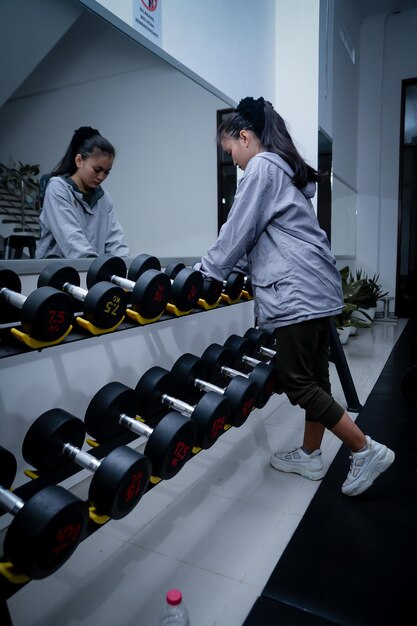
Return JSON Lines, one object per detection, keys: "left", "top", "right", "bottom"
{"left": 6, "top": 319, "right": 405, "bottom": 626}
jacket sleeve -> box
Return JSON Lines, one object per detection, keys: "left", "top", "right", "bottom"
{"left": 42, "top": 179, "right": 97, "bottom": 257}
{"left": 199, "top": 163, "right": 272, "bottom": 281}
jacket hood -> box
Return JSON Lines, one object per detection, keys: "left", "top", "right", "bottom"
{"left": 256, "top": 152, "right": 316, "bottom": 199}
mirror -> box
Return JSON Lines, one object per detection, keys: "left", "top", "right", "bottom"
{"left": 0, "top": 0, "right": 233, "bottom": 268}
{"left": 331, "top": 174, "right": 357, "bottom": 258}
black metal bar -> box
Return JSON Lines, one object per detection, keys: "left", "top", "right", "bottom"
{"left": 329, "top": 320, "right": 362, "bottom": 413}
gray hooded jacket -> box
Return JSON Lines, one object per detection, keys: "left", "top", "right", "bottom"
{"left": 36, "top": 176, "right": 130, "bottom": 259}
{"left": 198, "top": 152, "right": 343, "bottom": 331}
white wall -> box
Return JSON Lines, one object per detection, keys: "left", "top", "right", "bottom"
{"left": 89, "top": 0, "right": 276, "bottom": 104}
{"left": 357, "top": 9, "right": 417, "bottom": 299}
{"left": 275, "top": 0, "right": 320, "bottom": 178}
{"left": 0, "top": 10, "right": 229, "bottom": 258}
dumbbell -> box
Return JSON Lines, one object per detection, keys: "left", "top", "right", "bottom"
{"left": 169, "top": 262, "right": 222, "bottom": 307}
{"left": 201, "top": 343, "right": 278, "bottom": 409}
{"left": 0, "top": 266, "right": 73, "bottom": 341}
{"left": 84, "top": 381, "right": 197, "bottom": 479}
{"left": 222, "top": 271, "right": 245, "bottom": 301}
{"left": 244, "top": 327, "right": 277, "bottom": 361}
{"left": 224, "top": 334, "right": 281, "bottom": 395}
{"left": 86, "top": 254, "right": 171, "bottom": 320}
{"left": 22, "top": 410, "right": 152, "bottom": 520}
{"left": 38, "top": 261, "right": 127, "bottom": 330}
{"left": 135, "top": 366, "right": 229, "bottom": 449}
{"left": 0, "top": 445, "right": 88, "bottom": 579}
{"left": 170, "top": 353, "right": 258, "bottom": 427}
{"left": 163, "top": 261, "right": 204, "bottom": 311}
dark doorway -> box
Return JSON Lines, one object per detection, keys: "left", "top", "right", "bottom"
{"left": 397, "top": 78, "right": 417, "bottom": 318}
{"left": 317, "top": 129, "right": 333, "bottom": 242}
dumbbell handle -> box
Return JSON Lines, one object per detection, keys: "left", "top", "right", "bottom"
{"left": 219, "top": 364, "right": 248, "bottom": 380}
{"left": 161, "top": 393, "right": 193, "bottom": 416}
{"left": 240, "top": 354, "right": 261, "bottom": 368}
{"left": 259, "top": 346, "right": 276, "bottom": 359}
{"left": 0, "top": 287, "right": 25, "bottom": 308}
{"left": 0, "top": 486, "right": 23, "bottom": 515}
{"left": 109, "top": 274, "right": 134, "bottom": 291}
{"left": 193, "top": 378, "right": 223, "bottom": 396}
{"left": 62, "top": 443, "right": 101, "bottom": 472}
{"left": 119, "top": 412, "right": 153, "bottom": 438}
{"left": 63, "top": 282, "right": 87, "bottom": 302}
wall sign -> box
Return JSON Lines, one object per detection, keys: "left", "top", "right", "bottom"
{"left": 133, "top": 0, "right": 162, "bottom": 46}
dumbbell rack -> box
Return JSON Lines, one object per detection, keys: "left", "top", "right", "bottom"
{"left": 0, "top": 276, "right": 361, "bottom": 625}
{"left": 0, "top": 401, "right": 217, "bottom": 605}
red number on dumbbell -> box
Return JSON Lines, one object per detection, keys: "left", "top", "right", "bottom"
{"left": 242, "top": 398, "right": 255, "bottom": 417}
{"left": 211, "top": 416, "right": 226, "bottom": 440}
{"left": 125, "top": 470, "right": 144, "bottom": 502}
{"left": 47, "top": 309, "right": 68, "bottom": 333}
{"left": 53, "top": 522, "right": 83, "bottom": 555}
{"left": 186, "top": 285, "right": 197, "bottom": 302}
{"left": 153, "top": 284, "right": 166, "bottom": 302}
{"left": 170, "top": 441, "right": 191, "bottom": 466}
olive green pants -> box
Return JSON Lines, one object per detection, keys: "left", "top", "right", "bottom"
{"left": 274, "top": 317, "right": 344, "bottom": 429}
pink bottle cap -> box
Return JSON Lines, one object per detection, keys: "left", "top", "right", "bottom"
{"left": 166, "top": 589, "right": 182, "bottom": 606}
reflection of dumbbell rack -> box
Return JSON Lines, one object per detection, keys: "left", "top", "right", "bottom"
{"left": 0, "top": 266, "right": 75, "bottom": 349}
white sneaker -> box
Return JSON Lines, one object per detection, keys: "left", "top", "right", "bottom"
{"left": 270, "top": 447, "right": 326, "bottom": 480}
{"left": 342, "top": 436, "right": 395, "bottom": 496}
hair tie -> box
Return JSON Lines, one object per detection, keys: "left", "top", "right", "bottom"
{"left": 236, "top": 97, "right": 265, "bottom": 135}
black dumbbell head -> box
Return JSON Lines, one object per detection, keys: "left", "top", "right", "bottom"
{"left": 0, "top": 445, "right": 17, "bottom": 488}
{"left": 22, "top": 408, "right": 86, "bottom": 472}
{"left": 224, "top": 334, "right": 254, "bottom": 362}
{"left": 146, "top": 411, "right": 197, "bottom": 479}
{"left": 249, "top": 363, "right": 278, "bottom": 408}
{"left": 89, "top": 446, "right": 151, "bottom": 519}
{"left": 224, "top": 272, "right": 245, "bottom": 300}
{"left": 201, "top": 343, "right": 234, "bottom": 378}
{"left": 164, "top": 261, "right": 186, "bottom": 281}
{"left": 201, "top": 278, "right": 222, "bottom": 306}
{"left": 243, "top": 328, "right": 271, "bottom": 352}
{"left": 131, "top": 269, "right": 171, "bottom": 319}
{"left": 83, "top": 282, "right": 127, "bottom": 328}
{"left": 170, "top": 268, "right": 203, "bottom": 312}
{"left": 128, "top": 254, "right": 161, "bottom": 281}
{"left": 135, "top": 366, "right": 177, "bottom": 420}
{"left": 223, "top": 376, "right": 258, "bottom": 427}
{"left": 171, "top": 353, "right": 210, "bottom": 396}
{"left": 4, "top": 485, "right": 89, "bottom": 579}
{"left": 86, "top": 254, "right": 127, "bottom": 289}
{"left": 191, "top": 392, "right": 229, "bottom": 448}
{"left": 38, "top": 262, "right": 80, "bottom": 290}
{"left": 85, "top": 381, "right": 139, "bottom": 441}
{"left": 21, "top": 287, "right": 74, "bottom": 341}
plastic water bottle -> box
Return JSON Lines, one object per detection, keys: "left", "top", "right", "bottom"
{"left": 158, "top": 589, "right": 190, "bottom": 625}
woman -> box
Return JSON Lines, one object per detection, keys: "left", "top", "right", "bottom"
{"left": 36, "top": 126, "right": 129, "bottom": 259}
{"left": 196, "top": 97, "right": 394, "bottom": 496}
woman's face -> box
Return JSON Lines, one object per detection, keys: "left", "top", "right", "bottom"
{"left": 73, "top": 148, "right": 114, "bottom": 192}
{"left": 221, "top": 130, "right": 261, "bottom": 171}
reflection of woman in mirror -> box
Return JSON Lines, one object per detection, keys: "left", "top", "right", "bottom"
{"left": 36, "top": 126, "right": 130, "bottom": 259}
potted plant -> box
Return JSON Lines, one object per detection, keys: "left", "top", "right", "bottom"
{"left": 349, "top": 270, "right": 388, "bottom": 322}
